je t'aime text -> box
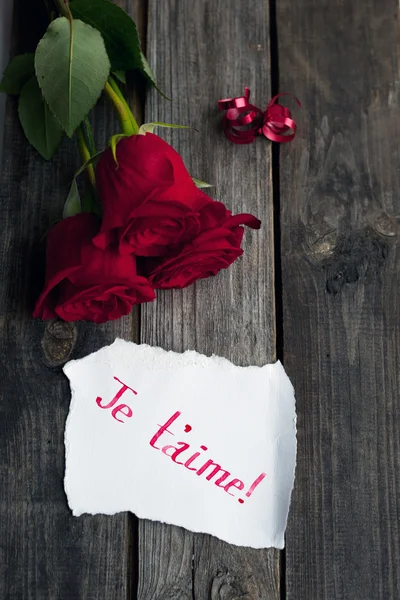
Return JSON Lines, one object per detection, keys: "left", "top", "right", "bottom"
{"left": 96, "top": 376, "right": 266, "bottom": 504}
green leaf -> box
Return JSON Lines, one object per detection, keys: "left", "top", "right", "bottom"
{"left": 74, "top": 149, "right": 105, "bottom": 178}
{"left": 138, "top": 122, "right": 191, "bottom": 135}
{"left": 18, "top": 76, "right": 64, "bottom": 160}
{"left": 63, "top": 179, "right": 81, "bottom": 218}
{"left": 112, "top": 70, "right": 126, "bottom": 84}
{"left": 70, "top": 0, "right": 163, "bottom": 93}
{"left": 35, "top": 17, "right": 110, "bottom": 137}
{"left": 192, "top": 177, "right": 213, "bottom": 189}
{"left": 0, "top": 54, "right": 34, "bottom": 94}
{"left": 139, "top": 53, "right": 167, "bottom": 97}
{"left": 70, "top": 0, "right": 143, "bottom": 71}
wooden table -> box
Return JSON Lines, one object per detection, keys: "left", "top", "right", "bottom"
{"left": 1, "top": 0, "right": 399, "bottom": 598}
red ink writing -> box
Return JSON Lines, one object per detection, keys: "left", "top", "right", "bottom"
{"left": 149, "top": 411, "right": 181, "bottom": 448}
{"left": 95, "top": 376, "right": 137, "bottom": 423}
{"left": 162, "top": 442, "right": 190, "bottom": 464}
{"left": 225, "top": 478, "right": 245, "bottom": 496}
{"left": 95, "top": 376, "right": 267, "bottom": 501}
{"left": 196, "top": 460, "right": 230, "bottom": 487}
{"left": 149, "top": 411, "right": 267, "bottom": 503}
{"left": 112, "top": 404, "right": 133, "bottom": 423}
{"left": 246, "top": 472, "right": 266, "bottom": 497}
{"left": 237, "top": 473, "right": 267, "bottom": 503}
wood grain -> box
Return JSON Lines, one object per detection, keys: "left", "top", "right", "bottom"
{"left": 277, "top": 0, "right": 400, "bottom": 598}
{"left": 0, "top": 1, "right": 144, "bottom": 598}
{"left": 138, "top": 0, "right": 280, "bottom": 598}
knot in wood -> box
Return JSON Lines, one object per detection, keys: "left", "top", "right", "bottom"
{"left": 323, "top": 228, "right": 389, "bottom": 294}
{"left": 41, "top": 320, "right": 77, "bottom": 366}
{"left": 211, "top": 570, "right": 250, "bottom": 599}
{"left": 372, "top": 212, "right": 399, "bottom": 237}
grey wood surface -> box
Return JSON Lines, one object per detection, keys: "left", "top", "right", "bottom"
{"left": 277, "top": 0, "right": 400, "bottom": 598}
{"left": 2, "top": 0, "right": 400, "bottom": 598}
{"left": 0, "top": 0, "right": 13, "bottom": 165}
{"left": 0, "top": 87, "right": 131, "bottom": 599}
{"left": 138, "top": 0, "right": 279, "bottom": 598}
{"left": 0, "top": 1, "right": 143, "bottom": 599}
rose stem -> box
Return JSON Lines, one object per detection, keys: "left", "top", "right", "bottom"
{"left": 83, "top": 116, "right": 96, "bottom": 157}
{"left": 54, "top": 0, "right": 69, "bottom": 17}
{"left": 104, "top": 80, "right": 138, "bottom": 136}
{"left": 107, "top": 75, "right": 139, "bottom": 135}
{"left": 75, "top": 126, "right": 96, "bottom": 189}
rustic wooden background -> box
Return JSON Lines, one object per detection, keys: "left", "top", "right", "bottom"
{"left": 1, "top": 0, "right": 399, "bottom": 598}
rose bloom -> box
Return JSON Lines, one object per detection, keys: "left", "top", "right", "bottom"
{"left": 33, "top": 213, "right": 155, "bottom": 323}
{"left": 143, "top": 214, "right": 261, "bottom": 289}
{"left": 93, "top": 133, "right": 234, "bottom": 257}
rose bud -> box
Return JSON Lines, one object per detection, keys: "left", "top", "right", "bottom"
{"left": 33, "top": 213, "right": 155, "bottom": 323}
{"left": 93, "top": 133, "right": 238, "bottom": 257}
{"left": 142, "top": 214, "right": 261, "bottom": 289}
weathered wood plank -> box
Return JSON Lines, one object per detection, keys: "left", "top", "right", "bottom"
{"left": 138, "top": 1, "right": 279, "bottom": 598}
{"left": 277, "top": 0, "right": 400, "bottom": 598}
{"left": 0, "top": 0, "right": 13, "bottom": 163}
{"left": 0, "top": 2, "right": 144, "bottom": 598}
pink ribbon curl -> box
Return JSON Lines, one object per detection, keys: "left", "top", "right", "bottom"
{"left": 218, "top": 87, "right": 301, "bottom": 144}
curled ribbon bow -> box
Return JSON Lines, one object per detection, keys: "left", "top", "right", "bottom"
{"left": 218, "top": 87, "right": 301, "bottom": 144}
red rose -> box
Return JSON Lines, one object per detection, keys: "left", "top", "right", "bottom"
{"left": 93, "top": 133, "right": 226, "bottom": 256}
{"left": 143, "top": 214, "right": 261, "bottom": 289}
{"left": 33, "top": 213, "right": 155, "bottom": 323}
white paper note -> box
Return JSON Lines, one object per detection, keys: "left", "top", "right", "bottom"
{"left": 63, "top": 339, "right": 296, "bottom": 549}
